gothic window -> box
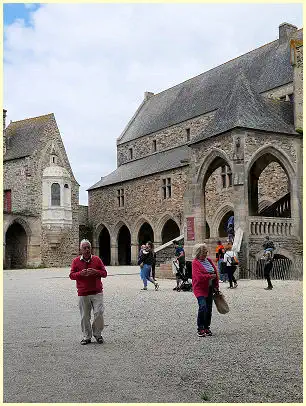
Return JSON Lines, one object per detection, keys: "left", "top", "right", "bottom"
{"left": 117, "top": 189, "right": 124, "bottom": 207}
{"left": 4, "top": 189, "right": 11, "bottom": 212}
{"left": 221, "top": 166, "right": 232, "bottom": 188}
{"left": 64, "top": 184, "right": 69, "bottom": 188}
{"left": 51, "top": 183, "right": 61, "bottom": 206}
{"left": 162, "top": 178, "right": 172, "bottom": 199}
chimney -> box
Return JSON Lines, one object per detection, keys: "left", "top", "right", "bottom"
{"left": 279, "top": 22, "right": 298, "bottom": 45}
{"left": 144, "top": 91, "right": 154, "bottom": 101}
{"left": 3, "top": 109, "right": 7, "bottom": 134}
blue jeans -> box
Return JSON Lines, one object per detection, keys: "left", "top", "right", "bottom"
{"left": 218, "top": 260, "right": 228, "bottom": 282}
{"left": 140, "top": 264, "right": 152, "bottom": 287}
{"left": 197, "top": 290, "right": 213, "bottom": 331}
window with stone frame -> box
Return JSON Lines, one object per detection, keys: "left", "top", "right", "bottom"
{"left": 162, "top": 177, "right": 172, "bottom": 199}
{"left": 129, "top": 148, "right": 133, "bottom": 160}
{"left": 221, "top": 165, "right": 232, "bottom": 188}
{"left": 51, "top": 183, "right": 61, "bottom": 206}
{"left": 152, "top": 140, "right": 157, "bottom": 152}
{"left": 117, "top": 188, "right": 125, "bottom": 207}
{"left": 186, "top": 128, "right": 190, "bottom": 141}
{"left": 4, "top": 189, "right": 11, "bottom": 212}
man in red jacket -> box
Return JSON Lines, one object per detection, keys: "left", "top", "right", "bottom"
{"left": 70, "top": 239, "right": 107, "bottom": 345}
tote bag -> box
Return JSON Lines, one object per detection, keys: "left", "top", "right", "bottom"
{"left": 213, "top": 292, "right": 229, "bottom": 314}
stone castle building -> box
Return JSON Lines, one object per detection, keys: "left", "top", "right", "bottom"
{"left": 88, "top": 22, "right": 303, "bottom": 269}
{"left": 3, "top": 112, "right": 79, "bottom": 268}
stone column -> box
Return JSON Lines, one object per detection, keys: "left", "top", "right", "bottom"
{"left": 131, "top": 242, "right": 139, "bottom": 265}
{"left": 110, "top": 241, "right": 118, "bottom": 265}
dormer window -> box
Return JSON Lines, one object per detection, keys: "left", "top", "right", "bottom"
{"left": 152, "top": 140, "right": 157, "bottom": 152}
{"left": 129, "top": 148, "right": 133, "bottom": 160}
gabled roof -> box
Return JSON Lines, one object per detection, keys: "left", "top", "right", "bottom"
{"left": 190, "top": 71, "right": 296, "bottom": 144}
{"left": 118, "top": 28, "right": 302, "bottom": 145}
{"left": 88, "top": 145, "right": 190, "bottom": 190}
{"left": 4, "top": 114, "right": 53, "bottom": 161}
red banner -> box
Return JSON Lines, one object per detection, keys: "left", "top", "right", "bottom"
{"left": 186, "top": 217, "right": 195, "bottom": 241}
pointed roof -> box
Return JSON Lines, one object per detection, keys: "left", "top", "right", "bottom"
{"left": 4, "top": 114, "right": 54, "bottom": 161}
{"left": 88, "top": 145, "right": 190, "bottom": 190}
{"left": 190, "top": 71, "right": 296, "bottom": 144}
{"left": 117, "top": 28, "right": 302, "bottom": 145}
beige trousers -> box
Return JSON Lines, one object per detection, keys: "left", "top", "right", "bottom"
{"left": 78, "top": 292, "right": 104, "bottom": 340}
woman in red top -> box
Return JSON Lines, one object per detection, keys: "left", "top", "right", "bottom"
{"left": 192, "top": 243, "right": 219, "bottom": 337}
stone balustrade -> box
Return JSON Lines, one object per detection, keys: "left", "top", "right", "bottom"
{"left": 249, "top": 216, "right": 293, "bottom": 236}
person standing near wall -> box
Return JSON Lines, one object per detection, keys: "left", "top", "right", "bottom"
{"left": 173, "top": 240, "right": 185, "bottom": 291}
{"left": 223, "top": 243, "right": 238, "bottom": 289}
{"left": 69, "top": 239, "right": 107, "bottom": 345}
{"left": 264, "top": 255, "right": 274, "bottom": 290}
{"left": 215, "top": 240, "right": 227, "bottom": 283}
{"left": 138, "top": 241, "right": 159, "bottom": 291}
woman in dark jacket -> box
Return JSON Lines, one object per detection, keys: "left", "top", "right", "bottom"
{"left": 138, "top": 241, "right": 159, "bottom": 291}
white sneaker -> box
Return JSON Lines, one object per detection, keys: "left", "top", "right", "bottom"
{"left": 219, "top": 280, "right": 224, "bottom": 283}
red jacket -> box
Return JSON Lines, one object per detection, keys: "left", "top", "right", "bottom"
{"left": 70, "top": 255, "right": 107, "bottom": 296}
{"left": 192, "top": 257, "right": 219, "bottom": 298}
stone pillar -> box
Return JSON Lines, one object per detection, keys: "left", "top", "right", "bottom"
{"left": 290, "top": 39, "right": 303, "bottom": 132}
{"left": 111, "top": 244, "right": 118, "bottom": 265}
{"left": 131, "top": 242, "right": 138, "bottom": 265}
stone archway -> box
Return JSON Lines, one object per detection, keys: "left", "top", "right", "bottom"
{"left": 98, "top": 227, "right": 111, "bottom": 265}
{"left": 218, "top": 210, "right": 234, "bottom": 238}
{"left": 118, "top": 225, "right": 131, "bottom": 265}
{"left": 161, "top": 219, "right": 180, "bottom": 244}
{"left": 138, "top": 222, "right": 154, "bottom": 247}
{"left": 5, "top": 222, "right": 28, "bottom": 269}
{"left": 247, "top": 146, "right": 295, "bottom": 217}
{"left": 197, "top": 149, "right": 233, "bottom": 239}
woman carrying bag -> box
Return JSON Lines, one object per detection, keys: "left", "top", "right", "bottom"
{"left": 223, "top": 243, "right": 238, "bottom": 289}
{"left": 191, "top": 243, "right": 220, "bottom": 337}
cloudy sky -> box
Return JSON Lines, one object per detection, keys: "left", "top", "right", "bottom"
{"left": 4, "top": 3, "right": 303, "bottom": 204}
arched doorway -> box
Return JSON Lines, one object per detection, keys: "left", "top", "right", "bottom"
{"left": 203, "top": 156, "right": 233, "bottom": 239}
{"left": 138, "top": 222, "right": 154, "bottom": 247}
{"left": 161, "top": 219, "right": 180, "bottom": 244}
{"left": 248, "top": 154, "right": 291, "bottom": 217}
{"left": 118, "top": 225, "right": 131, "bottom": 265}
{"left": 218, "top": 211, "right": 234, "bottom": 237}
{"left": 99, "top": 227, "right": 111, "bottom": 265}
{"left": 5, "top": 222, "right": 27, "bottom": 269}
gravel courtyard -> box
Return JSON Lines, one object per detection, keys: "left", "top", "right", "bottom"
{"left": 4, "top": 266, "right": 303, "bottom": 403}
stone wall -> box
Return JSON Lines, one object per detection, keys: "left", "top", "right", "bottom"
{"left": 3, "top": 114, "right": 79, "bottom": 268}
{"left": 293, "top": 43, "right": 303, "bottom": 130}
{"left": 79, "top": 205, "right": 89, "bottom": 225}
{"left": 117, "top": 111, "right": 215, "bottom": 166}
{"left": 261, "top": 83, "right": 293, "bottom": 99}
{"left": 88, "top": 166, "right": 188, "bottom": 244}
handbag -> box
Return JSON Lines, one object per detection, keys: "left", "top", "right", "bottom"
{"left": 213, "top": 292, "right": 229, "bottom": 314}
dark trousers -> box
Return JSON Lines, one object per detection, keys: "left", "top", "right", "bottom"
{"left": 151, "top": 263, "right": 156, "bottom": 280}
{"left": 227, "top": 266, "right": 237, "bottom": 287}
{"left": 264, "top": 262, "right": 273, "bottom": 288}
{"left": 197, "top": 288, "right": 213, "bottom": 331}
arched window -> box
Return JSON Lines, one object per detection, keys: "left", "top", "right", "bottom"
{"left": 51, "top": 183, "right": 61, "bottom": 206}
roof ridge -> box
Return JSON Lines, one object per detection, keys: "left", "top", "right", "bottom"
{"left": 10, "top": 113, "right": 54, "bottom": 124}
{"left": 149, "top": 38, "right": 279, "bottom": 100}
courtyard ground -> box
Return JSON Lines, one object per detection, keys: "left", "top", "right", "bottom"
{"left": 3, "top": 266, "right": 303, "bottom": 403}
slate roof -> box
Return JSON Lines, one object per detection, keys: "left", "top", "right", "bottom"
{"left": 190, "top": 71, "right": 296, "bottom": 144}
{"left": 4, "top": 114, "right": 53, "bottom": 161}
{"left": 118, "top": 29, "right": 302, "bottom": 145}
{"left": 88, "top": 145, "right": 190, "bottom": 190}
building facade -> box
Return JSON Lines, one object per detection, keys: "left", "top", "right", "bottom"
{"left": 3, "top": 112, "right": 80, "bottom": 268}
{"left": 88, "top": 22, "right": 303, "bottom": 268}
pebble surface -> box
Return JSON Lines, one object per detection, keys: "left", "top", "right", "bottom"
{"left": 4, "top": 266, "right": 303, "bottom": 403}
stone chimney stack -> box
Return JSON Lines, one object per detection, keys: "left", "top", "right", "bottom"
{"left": 279, "top": 22, "right": 298, "bottom": 45}
{"left": 3, "top": 109, "right": 7, "bottom": 134}
{"left": 144, "top": 91, "right": 154, "bottom": 101}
